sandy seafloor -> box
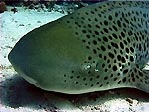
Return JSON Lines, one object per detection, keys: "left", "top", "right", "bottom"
{"left": 0, "top": 5, "right": 149, "bottom": 112}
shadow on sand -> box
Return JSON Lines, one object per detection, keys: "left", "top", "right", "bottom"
{"left": 0, "top": 74, "right": 149, "bottom": 111}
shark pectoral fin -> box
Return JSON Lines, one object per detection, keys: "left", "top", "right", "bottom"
{"left": 135, "top": 70, "right": 149, "bottom": 93}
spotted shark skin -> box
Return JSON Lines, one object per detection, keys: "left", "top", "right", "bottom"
{"left": 8, "top": 1, "right": 149, "bottom": 94}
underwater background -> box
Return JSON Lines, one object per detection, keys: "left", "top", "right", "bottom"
{"left": 0, "top": 1, "right": 149, "bottom": 112}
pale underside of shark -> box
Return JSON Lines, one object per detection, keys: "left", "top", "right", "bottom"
{"left": 8, "top": 1, "right": 149, "bottom": 94}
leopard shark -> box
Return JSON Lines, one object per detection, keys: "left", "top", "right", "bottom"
{"left": 8, "top": 1, "right": 149, "bottom": 94}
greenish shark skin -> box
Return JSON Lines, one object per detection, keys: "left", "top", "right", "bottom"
{"left": 8, "top": 1, "right": 149, "bottom": 94}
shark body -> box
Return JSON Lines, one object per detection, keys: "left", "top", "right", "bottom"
{"left": 9, "top": 1, "right": 149, "bottom": 94}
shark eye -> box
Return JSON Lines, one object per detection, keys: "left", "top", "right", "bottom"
{"left": 82, "top": 63, "right": 91, "bottom": 71}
